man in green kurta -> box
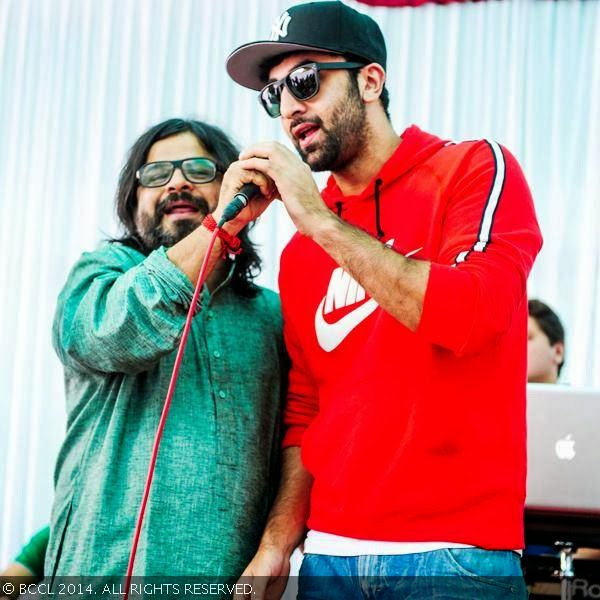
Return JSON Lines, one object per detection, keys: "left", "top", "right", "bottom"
{"left": 46, "top": 119, "right": 287, "bottom": 579}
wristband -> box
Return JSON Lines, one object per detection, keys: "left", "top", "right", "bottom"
{"left": 202, "top": 214, "right": 242, "bottom": 258}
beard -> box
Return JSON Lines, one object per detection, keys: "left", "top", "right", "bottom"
{"left": 136, "top": 191, "right": 210, "bottom": 251}
{"left": 293, "top": 75, "right": 368, "bottom": 172}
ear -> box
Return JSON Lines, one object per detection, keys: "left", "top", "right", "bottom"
{"left": 358, "top": 63, "right": 386, "bottom": 106}
{"left": 552, "top": 342, "right": 565, "bottom": 367}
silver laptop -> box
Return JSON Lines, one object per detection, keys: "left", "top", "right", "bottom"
{"left": 526, "top": 383, "right": 600, "bottom": 515}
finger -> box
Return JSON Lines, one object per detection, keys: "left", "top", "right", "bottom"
{"left": 238, "top": 170, "right": 273, "bottom": 199}
{"left": 233, "top": 574, "right": 254, "bottom": 600}
{"left": 254, "top": 173, "right": 276, "bottom": 200}
{"left": 223, "top": 165, "right": 273, "bottom": 199}
{"left": 237, "top": 157, "right": 273, "bottom": 180}
{"left": 249, "top": 574, "right": 269, "bottom": 600}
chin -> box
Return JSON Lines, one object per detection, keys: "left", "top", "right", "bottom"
{"left": 144, "top": 219, "right": 201, "bottom": 250}
{"left": 171, "top": 217, "right": 203, "bottom": 235}
{"left": 299, "top": 147, "right": 325, "bottom": 171}
{"left": 306, "top": 154, "right": 335, "bottom": 173}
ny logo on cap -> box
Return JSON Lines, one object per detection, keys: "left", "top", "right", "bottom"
{"left": 270, "top": 11, "right": 291, "bottom": 40}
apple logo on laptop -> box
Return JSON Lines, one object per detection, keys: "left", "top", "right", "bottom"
{"left": 555, "top": 434, "right": 576, "bottom": 460}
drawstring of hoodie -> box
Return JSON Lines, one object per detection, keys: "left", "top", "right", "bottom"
{"left": 374, "top": 178, "right": 384, "bottom": 239}
{"left": 332, "top": 181, "right": 384, "bottom": 238}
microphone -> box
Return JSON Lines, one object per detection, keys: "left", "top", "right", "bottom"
{"left": 217, "top": 183, "right": 260, "bottom": 227}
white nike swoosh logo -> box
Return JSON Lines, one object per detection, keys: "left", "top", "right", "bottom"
{"left": 313, "top": 241, "right": 422, "bottom": 352}
{"left": 315, "top": 296, "right": 379, "bottom": 352}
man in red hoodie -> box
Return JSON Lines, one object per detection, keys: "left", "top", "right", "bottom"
{"left": 224, "top": 2, "right": 542, "bottom": 598}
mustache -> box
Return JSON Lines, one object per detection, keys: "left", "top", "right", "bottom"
{"left": 155, "top": 192, "right": 210, "bottom": 219}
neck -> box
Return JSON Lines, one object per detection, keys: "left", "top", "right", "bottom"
{"left": 332, "top": 117, "right": 400, "bottom": 196}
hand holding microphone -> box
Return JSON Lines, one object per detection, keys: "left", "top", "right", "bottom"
{"left": 236, "top": 141, "right": 329, "bottom": 237}
{"left": 218, "top": 183, "right": 261, "bottom": 226}
{"left": 213, "top": 162, "right": 277, "bottom": 232}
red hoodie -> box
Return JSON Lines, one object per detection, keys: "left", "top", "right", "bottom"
{"left": 279, "top": 125, "right": 543, "bottom": 549}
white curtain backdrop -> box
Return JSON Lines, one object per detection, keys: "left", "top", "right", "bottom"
{"left": 1, "top": 0, "right": 599, "bottom": 564}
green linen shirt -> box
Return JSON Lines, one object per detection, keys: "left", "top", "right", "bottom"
{"left": 46, "top": 242, "right": 286, "bottom": 578}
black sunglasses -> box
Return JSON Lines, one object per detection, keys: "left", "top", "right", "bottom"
{"left": 136, "top": 157, "right": 221, "bottom": 188}
{"left": 259, "top": 61, "right": 365, "bottom": 118}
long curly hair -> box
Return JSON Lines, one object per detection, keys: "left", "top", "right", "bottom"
{"left": 114, "top": 118, "right": 262, "bottom": 297}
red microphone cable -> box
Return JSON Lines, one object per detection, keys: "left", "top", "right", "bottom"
{"left": 123, "top": 226, "right": 221, "bottom": 600}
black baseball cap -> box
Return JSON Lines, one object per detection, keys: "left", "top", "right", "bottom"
{"left": 226, "top": 1, "right": 387, "bottom": 91}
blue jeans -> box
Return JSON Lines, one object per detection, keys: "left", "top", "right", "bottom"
{"left": 298, "top": 549, "right": 527, "bottom": 599}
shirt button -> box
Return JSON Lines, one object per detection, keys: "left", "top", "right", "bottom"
{"left": 218, "top": 390, "right": 226, "bottom": 399}
{"left": 206, "top": 310, "right": 214, "bottom": 320}
{"left": 213, "top": 350, "right": 221, "bottom": 358}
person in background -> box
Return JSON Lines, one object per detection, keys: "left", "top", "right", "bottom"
{"left": 527, "top": 298, "right": 565, "bottom": 384}
{"left": 0, "top": 526, "right": 48, "bottom": 599}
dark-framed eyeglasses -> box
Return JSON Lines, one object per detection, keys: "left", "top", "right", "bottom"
{"left": 259, "top": 61, "right": 365, "bottom": 118}
{"left": 136, "top": 157, "right": 221, "bottom": 188}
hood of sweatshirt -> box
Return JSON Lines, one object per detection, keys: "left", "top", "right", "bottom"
{"left": 321, "top": 125, "right": 448, "bottom": 238}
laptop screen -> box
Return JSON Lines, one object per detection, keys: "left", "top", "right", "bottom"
{"left": 526, "top": 383, "right": 600, "bottom": 515}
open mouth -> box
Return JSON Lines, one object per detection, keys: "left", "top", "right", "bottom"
{"left": 292, "top": 122, "right": 320, "bottom": 149}
{"left": 164, "top": 200, "right": 199, "bottom": 216}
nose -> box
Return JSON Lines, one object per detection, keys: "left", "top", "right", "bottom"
{"left": 279, "top": 86, "right": 307, "bottom": 120}
{"left": 167, "top": 167, "right": 193, "bottom": 192}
